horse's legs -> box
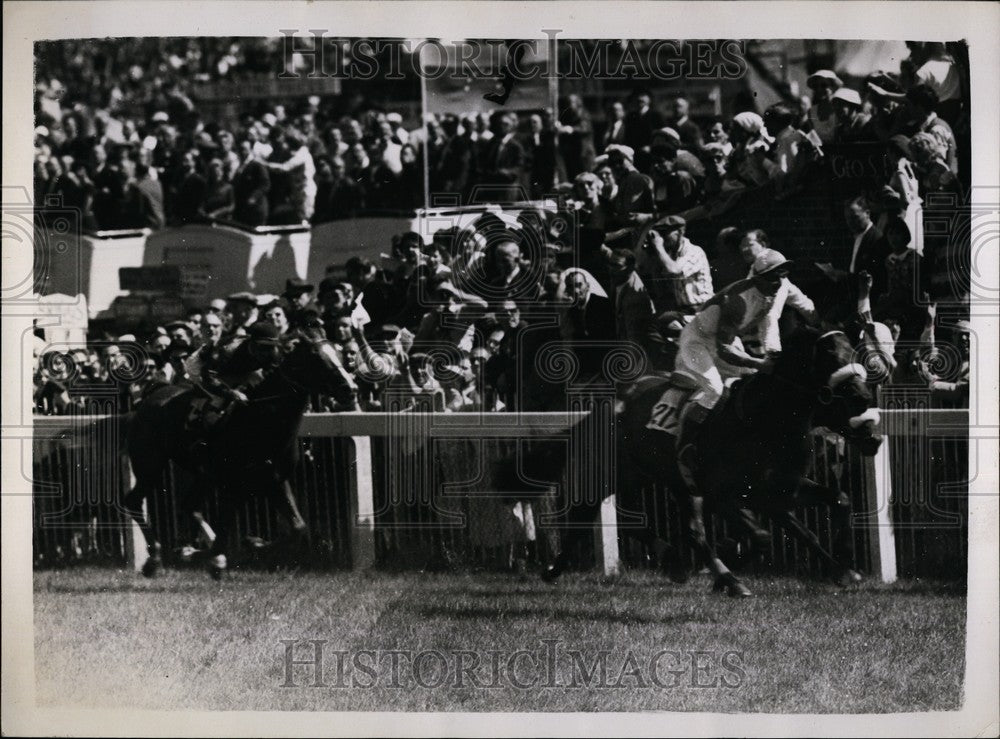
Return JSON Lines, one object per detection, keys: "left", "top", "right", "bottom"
{"left": 793, "top": 478, "right": 855, "bottom": 567}
{"left": 123, "top": 477, "right": 163, "bottom": 577}
{"left": 770, "top": 507, "right": 861, "bottom": 585}
{"left": 687, "top": 495, "right": 752, "bottom": 597}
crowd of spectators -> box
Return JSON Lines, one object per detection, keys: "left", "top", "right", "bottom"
{"left": 34, "top": 40, "right": 970, "bottom": 414}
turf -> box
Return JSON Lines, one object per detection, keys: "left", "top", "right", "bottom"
{"left": 33, "top": 567, "right": 965, "bottom": 713}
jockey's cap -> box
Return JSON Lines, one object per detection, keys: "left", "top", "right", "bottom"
{"left": 246, "top": 321, "right": 282, "bottom": 345}
{"left": 752, "top": 249, "right": 791, "bottom": 276}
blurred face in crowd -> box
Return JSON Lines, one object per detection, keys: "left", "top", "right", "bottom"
{"left": 834, "top": 100, "right": 859, "bottom": 123}
{"left": 201, "top": 314, "right": 223, "bottom": 345}
{"left": 811, "top": 80, "right": 835, "bottom": 103}
{"left": 208, "top": 158, "right": 224, "bottom": 182}
{"left": 226, "top": 301, "right": 256, "bottom": 329}
{"left": 739, "top": 232, "right": 767, "bottom": 265}
{"left": 753, "top": 266, "right": 787, "bottom": 297}
{"left": 661, "top": 226, "right": 684, "bottom": 253}
{"left": 218, "top": 131, "right": 234, "bottom": 152}
{"left": 340, "top": 341, "right": 360, "bottom": 373}
{"left": 265, "top": 305, "right": 289, "bottom": 334}
{"left": 608, "top": 151, "right": 631, "bottom": 178}
{"left": 486, "top": 330, "right": 505, "bottom": 355}
{"left": 574, "top": 175, "right": 602, "bottom": 205}
{"left": 333, "top": 316, "right": 353, "bottom": 343}
{"left": 845, "top": 201, "right": 872, "bottom": 235}
{"left": 495, "top": 242, "right": 521, "bottom": 278}
{"left": 168, "top": 325, "right": 190, "bottom": 345}
{"left": 181, "top": 150, "right": 197, "bottom": 174}
{"left": 422, "top": 246, "right": 443, "bottom": 271}
{"left": 608, "top": 254, "right": 632, "bottom": 286}
{"left": 238, "top": 140, "right": 253, "bottom": 162}
{"left": 610, "top": 102, "right": 625, "bottom": 121}
{"left": 410, "top": 358, "right": 433, "bottom": 388}
{"left": 92, "top": 144, "right": 107, "bottom": 167}
{"left": 597, "top": 164, "right": 616, "bottom": 191}
{"left": 500, "top": 300, "right": 520, "bottom": 328}
{"left": 564, "top": 272, "right": 590, "bottom": 306}
{"left": 709, "top": 122, "right": 729, "bottom": 145}
{"left": 400, "top": 144, "right": 417, "bottom": 166}
{"left": 672, "top": 97, "right": 689, "bottom": 121}
{"left": 529, "top": 114, "right": 543, "bottom": 134}
{"left": 634, "top": 93, "right": 651, "bottom": 113}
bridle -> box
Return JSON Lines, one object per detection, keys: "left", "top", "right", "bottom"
{"left": 766, "top": 330, "right": 868, "bottom": 407}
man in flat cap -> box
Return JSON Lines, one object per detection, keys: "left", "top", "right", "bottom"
{"left": 638, "top": 215, "right": 713, "bottom": 331}
{"left": 281, "top": 277, "right": 316, "bottom": 330}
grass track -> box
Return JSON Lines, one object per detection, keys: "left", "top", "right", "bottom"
{"left": 34, "top": 568, "right": 965, "bottom": 713}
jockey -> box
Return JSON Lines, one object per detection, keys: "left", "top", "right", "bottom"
{"left": 200, "top": 321, "right": 284, "bottom": 405}
{"left": 674, "top": 249, "right": 809, "bottom": 435}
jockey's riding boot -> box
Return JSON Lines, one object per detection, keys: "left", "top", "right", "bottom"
{"left": 677, "top": 403, "right": 712, "bottom": 481}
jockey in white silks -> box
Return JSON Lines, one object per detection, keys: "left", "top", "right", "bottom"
{"left": 673, "top": 249, "right": 817, "bottom": 431}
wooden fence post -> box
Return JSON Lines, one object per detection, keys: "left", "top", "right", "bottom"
{"left": 349, "top": 436, "right": 376, "bottom": 569}
{"left": 863, "top": 420, "right": 898, "bottom": 583}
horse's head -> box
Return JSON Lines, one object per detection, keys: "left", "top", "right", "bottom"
{"left": 280, "top": 336, "right": 358, "bottom": 407}
{"left": 777, "top": 327, "right": 883, "bottom": 456}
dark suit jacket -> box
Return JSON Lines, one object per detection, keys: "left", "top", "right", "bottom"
{"left": 480, "top": 135, "right": 528, "bottom": 202}
{"left": 232, "top": 159, "right": 271, "bottom": 227}
{"left": 558, "top": 107, "right": 596, "bottom": 179}
{"left": 848, "top": 225, "right": 890, "bottom": 305}
{"left": 527, "top": 130, "right": 559, "bottom": 198}
{"left": 624, "top": 108, "right": 664, "bottom": 151}
{"left": 563, "top": 294, "right": 616, "bottom": 380}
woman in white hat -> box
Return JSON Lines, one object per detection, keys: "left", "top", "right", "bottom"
{"left": 805, "top": 69, "right": 843, "bottom": 145}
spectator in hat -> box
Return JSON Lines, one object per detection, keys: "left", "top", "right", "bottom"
{"left": 763, "top": 103, "right": 808, "bottom": 187}
{"left": 282, "top": 277, "right": 315, "bottom": 311}
{"left": 725, "top": 112, "right": 776, "bottom": 189}
{"left": 476, "top": 112, "right": 527, "bottom": 203}
{"left": 557, "top": 94, "right": 596, "bottom": 180}
{"left": 912, "top": 42, "right": 964, "bottom": 130}
{"left": 668, "top": 96, "right": 703, "bottom": 151}
{"left": 412, "top": 279, "right": 486, "bottom": 354}
{"left": 623, "top": 88, "right": 664, "bottom": 153}
{"left": 862, "top": 73, "right": 907, "bottom": 142}
{"left": 904, "top": 84, "right": 958, "bottom": 175}
{"left": 884, "top": 135, "right": 925, "bottom": 257}
{"left": 232, "top": 138, "right": 270, "bottom": 227}
{"left": 831, "top": 88, "right": 870, "bottom": 143}
{"left": 264, "top": 128, "right": 316, "bottom": 223}
{"left": 873, "top": 218, "right": 929, "bottom": 344}
{"left": 262, "top": 298, "right": 292, "bottom": 336}
{"left": 605, "top": 246, "right": 670, "bottom": 371}
{"left": 637, "top": 216, "right": 713, "bottom": 324}
{"left": 601, "top": 100, "right": 627, "bottom": 151}
{"left": 605, "top": 144, "right": 655, "bottom": 232}
{"left": 909, "top": 132, "right": 959, "bottom": 196}
{"left": 170, "top": 149, "right": 208, "bottom": 225}
{"left": 527, "top": 111, "right": 560, "bottom": 198}
{"left": 201, "top": 157, "right": 235, "bottom": 221}
{"left": 805, "top": 69, "right": 843, "bottom": 144}
{"left": 557, "top": 268, "right": 615, "bottom": 381}
{"left": 571, "top": 172, "right": 614, "bottom": 231}
{"left": 222, "top": 292, "right": 258, "bottom": 341}
{"left": 708, "top": 226, "right": 746, "bottom": 290}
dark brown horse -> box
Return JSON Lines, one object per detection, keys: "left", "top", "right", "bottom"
{"left": 540, "top": 326, "right": 884, "bottom": 596}
{"left": 124, "top": 336, "right": 356, "bottom": 578}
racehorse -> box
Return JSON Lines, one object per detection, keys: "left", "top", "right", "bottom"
{"left": 539, "top": 324, "right": 884, "bottom": 597}
{"left": 124, "top": 335, "right": 357, "bottom": 578}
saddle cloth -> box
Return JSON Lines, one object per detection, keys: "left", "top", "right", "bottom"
{"left": 645, "top": 376, "right": 740, "bottom": 436}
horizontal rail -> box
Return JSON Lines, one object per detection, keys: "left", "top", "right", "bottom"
{"left": 28, "top": 409, "right": 970, "bottom": 439}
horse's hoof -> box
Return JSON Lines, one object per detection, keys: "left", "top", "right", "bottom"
{"left": 207, "top": 554, "right": 227, "bottom": 581}
{"left": 833, "top": 568, "right": 863, "bottom": 586}
{"left": 728, "top": 582, "right": 753, "bottom": 598}
{"left": 141, "top": 544, "right": 162, "bottom": 578}
{"left": 141, "top": 557, "right": 161, "bottom": 578}
{"left": 541, "top": 565, "right": 562, "bottom": 583}
{"left": 665, "top": 563, "right": 691, "bottom": 584}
